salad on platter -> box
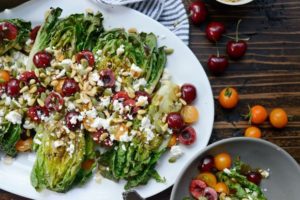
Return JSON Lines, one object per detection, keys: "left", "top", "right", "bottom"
{"left": 0, "top": 8, "right": 200, "bottom": 192}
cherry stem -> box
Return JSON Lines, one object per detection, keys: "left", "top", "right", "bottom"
{"left": 236, "top": 19, "right": 242, "bottom": 43}
{"left": 216, "top": 42, "right": 220, "bottom": 57}
{"left": 223, "top": 34, "right": 250, "bottom": 41}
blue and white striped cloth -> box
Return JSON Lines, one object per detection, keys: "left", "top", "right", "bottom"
{"left": 97, "top": 0, "right": 189, "bottom": 45}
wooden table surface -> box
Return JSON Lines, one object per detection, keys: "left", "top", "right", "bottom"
{"left": 0, "top": 0, "right": 299, "bottom": 199}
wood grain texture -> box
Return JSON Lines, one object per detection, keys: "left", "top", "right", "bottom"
{"left": 0, "top": 0, "right": 299, "bottom": 199}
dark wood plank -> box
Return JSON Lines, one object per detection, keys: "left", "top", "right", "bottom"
{"left": 0, "top": 0, "right": 300, "bottom": 200}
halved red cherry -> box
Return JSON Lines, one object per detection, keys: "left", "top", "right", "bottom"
{"left": 135, "top": 91, "right": 152, "bottom": 104}
{"left": 30, "top": 25, "right": 41, "bottom": 41}
{"left": 45, "top": 92, "right": 64, "bottom": 111}
{"left": 27, "top": 106, "right": 49, "bottom": 123}
{"left": 65, "top": 111, "right": 81, "bottom": 131}
{"left": 76, "top": 50, "right": 95, "bottom": 66}
{"left": 6, "top": 78, "right": 20, "bottom": 97}
{"left": 167, "top": 112, "right": 184, "bottom": 130}
{"left": 100, "top": 69, "right": 115, "bottom": 88}
{"left": 203, "top": 187, "right": 218, "bottom": 200}
{"left": 36, "top": 86, "right": 46, "bottom": 94}
{"left": 19, "top": 71, "right": 39, "bottom": 84}
{"left": 62, "top": 78, "right": 79, "bottom": 96}
{"left": 112, "top": 91, "right": 130, "bottom": 101}
{"left": 189, "top": 179, "right": 207, "bottom": 199}
{"left": 0, "top": 22, "right": 18, "bottom": 40}
{"left": 33, "top": 51, "right": 52, "bottom": 68}
{"left": 178, "top": 126, "right": 197, "bottom": 145}
{"left": 92, "top": 129, "right": 114, "bottom": 147}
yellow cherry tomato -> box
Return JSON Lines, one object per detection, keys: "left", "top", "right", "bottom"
{"left": 167, "top": 134, "right": 177, "bottom": 148}
{"left": 196, "top": 172, "right": 217, "bottom": 188}
{"left": 214, "top": 152, "right": 232, "bottom": 171}
{"left": 270, "top": 108, "right": 288, "bottom": 129}
{"left": 215, "top": 182, "right": 229, "bottom": 194}
{"left": 244, "top": 126, "right": 262, "bottom": 138}
{"left": 181, "top": 105, "right": 199, "bottom": 124}
{"left": 0, "top": 70, "right": 10, "bottom": 83}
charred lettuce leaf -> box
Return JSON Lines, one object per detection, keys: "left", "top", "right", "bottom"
{"left": 27, "top": 8, "right": 103, "bottom": 70}
{"left": 0, "top": 19, "right": 31, "bottom": 55}
{"left": 31, "top": 129, "right": 95, "bottom": 192}
{"left": 0, "top": 121, "right": 22, "bottom": 157}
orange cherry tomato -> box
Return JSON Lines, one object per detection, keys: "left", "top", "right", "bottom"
{"left": 82, "top": 159, "right": 95, "bottom": 170}
{"left": 196, "top": 172, "right": 217, "bottom": 188}
{"left": 244, "top": 126, "right": 262, "bottom": 138}
{"left": 181, "top": 105, "right": 199, "bottom": 124}
{"left": 270, "top": 108, "right": 288, "bottom": 129}
{"left": 15, "top": 138, "right": 33, "bottom": 152}
{"left": 167, "top": 134, "right": 177, "bottom": 148}
{"left": 214, "top": 152, "right": 232, "bottom": 171}
{"left": 218, "top": 87, "right": 239, "bottom": 109}
{"left": 250, "top": 105, "right": 268, "bottom": 125}
{"left": 0, "top": 70, "right": 10, "bottom": 83}
{"left": 215, "top": 182, "right": 229, "bottom": 194}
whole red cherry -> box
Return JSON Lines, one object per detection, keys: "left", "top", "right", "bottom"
{"left": 188, "top": 1, "right": 207, "bottom": 25}
{"left": 206, "top": 22, "right": 226, "bottom": 42}
{"left": 207, "top": 55, "right": 229, "bottom": 75}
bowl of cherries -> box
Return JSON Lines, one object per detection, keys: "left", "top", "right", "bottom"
{"left": 171, "top": 137, "right": 300, "bottom": 200}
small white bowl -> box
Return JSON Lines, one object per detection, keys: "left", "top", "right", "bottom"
{"left": 216, "top": 0, "right": 254, "bottom": 6}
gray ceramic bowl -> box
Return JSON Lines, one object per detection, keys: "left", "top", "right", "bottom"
{"left": 171, "top": 137, "right": 300, "bottom": 200}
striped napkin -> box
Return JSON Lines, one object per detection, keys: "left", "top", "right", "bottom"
{"left": 96, "top": 0, "right": 189, "bottom": 45}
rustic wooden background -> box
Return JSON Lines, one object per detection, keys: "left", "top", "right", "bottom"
{"left": 0, "top": 0, "right": 299, "bottom": 199}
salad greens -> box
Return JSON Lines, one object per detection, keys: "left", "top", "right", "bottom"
{"left": 0, "top": 121, "right": 22, "bottom": 157}
{"left": 0, "top": 19, "right": 31, "bottom": 56}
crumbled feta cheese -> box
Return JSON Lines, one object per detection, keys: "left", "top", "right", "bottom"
{"left": 67, "top": 102, "right": 76, "bottom": 111}
{"left": 170, "top": 145, "right": 184, "bottom": 159}
{"left": 96, "top": 50, "right": 102, "bottom": 55}
{"left": 33, "top": 137, "right": 42, "bottom": 145}
{"left": 25, "top": 39, "right": 32, "bottom": 45}
{"left": 259, "top": 169, "right": 270, "bottom": 178}
{"left": 144, "top": 128, "right": 155, "bottom": 142}
{"left": 66, "top": 141, "right": 75, "bottom": 156}
{"left": 131, "top": 63, "right": 142, "bottom": 73}
{"left": 133, "top": 78, "right": 147, "bottom": 91}
{"left": 127, "top": 114, "right": 133, "bottom": 120}
{"left": 113, "top": 100, "right": 124, "bottom": 114}
{"left": 23, "top": 120, "right": 35, "bottom": 129}
{"left": 223, "top": 168, "right": 231, "bottom": 175}
{"left": 140, "top": 116, "right": 152, "bottom": 130}
{"left": 61, "top": 59, "right": 73, "bottom": 66}
{"left": 91, "top": 117, "right": 111, "bottom": 130}
{"left": 85, "top": 108, "right": 97, "bottom": 118}
{"left": 121, "top": 144, "right": 126, "bottom": 151}
{"left": 119, "top": 131, "right": 134, "bottom": 142}
{"left": 55, "top": 69, "right": 66, "bottom": 79}
{"left": 53, "top": 140, "right": 64, "bottom": 148}
{"left": 5, "top": 111, "right": 22, "bottom": 124}
{"left": 62, "top": 126, "right": 71, "bottom": 134}
{"left": 90, "top": 71, "right": 100, "bottom": 82}
{"left": 0, "top": 109, "right": 4, "bottom": 117}
{"left": 116, "top": 44, "right": 125, "bottom": 56}
{"left": 136, "top": 95, "right": 148, "bottom": 107}
{"left": 99, "top": 96, "right": 110, "bottom": 107}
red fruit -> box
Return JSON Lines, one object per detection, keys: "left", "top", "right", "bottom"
{"left": 179, "top": 126, "right": 197, "bottom": 145}
{"left": 33, "top": 51, "right": 52, "bottom": 68}
{"left": 188, "top": 1, "right": 207, "bottom": 25}
{"left": 203, "top": 187, "right": 218, "bottom": 200}
{"left": 226, "top": 19, "right": 248, "bottom": 59}
{"left": 207, "top": 55, "right": 229, "bottom": 75}
{"left": 6, "top": 78, "right": 20, "bottom": 97}
{"left": 167, "top": 112, "right": 184, "bottom": 130}
{"left": 206, "top": 22, "right": 226, "bottom": 42}
{"left": 0, "top": 22, "right": 18, "bottom": 40}
{"left": 124, "top": 99, "right": 136, "bottom": 107}
{"left": 100, "top": 69, "right": 115, "bottom": 88}
{"left": 247, "top": 171, "right": 262, "bottom": 185}
{"left": 45, "top": 92, "right": 64, "bottom": 111}
{"left": 62, "top": 78, "right": 79, "bottom": 96}
{"left": 19, "top": 71, "right": 39, "bottom": 84}
{"left": 181, "top": 84, "right": 197, "bottom": 104}
{"left": 227, "top": 40, "right": 247, "bottom": 59}
{"left": 112, "top": 91, "right": 130, "bottom": 101}
{"left": 76, "top": 50, "right": 95, "bottom": 66}
{"left": 65, "top": 111, "right": 81, "bottom": 131}
{"left": 27, "top": 106, "right": 49, "bottom": 123}
{"left": 92, "top": 129, "right": 114, "bottom": 147}
{"left": 189, "top": 179, "right": 207, "bottom": 199}
{"left": 36, "top": 86, "right": 46, "bottom": 94}
{"left": 30, "top": 25, "right": 41, "bottom": 41}
{"left": 199, "top": 155, "right": 215, "bottom": 172}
